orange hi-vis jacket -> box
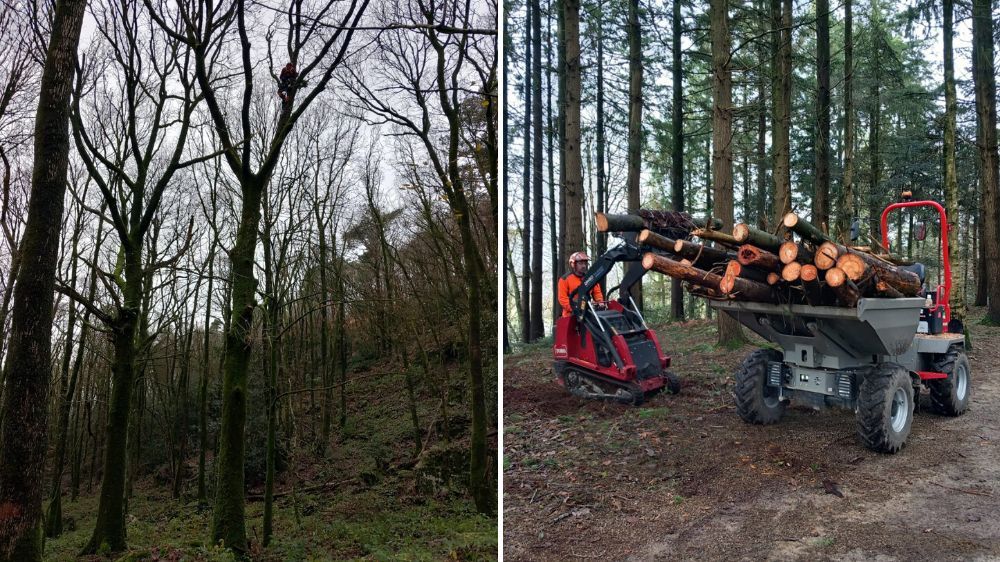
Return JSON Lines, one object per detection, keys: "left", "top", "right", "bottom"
{"left": 558, "top": 272, "right": 604, "bottom": 317}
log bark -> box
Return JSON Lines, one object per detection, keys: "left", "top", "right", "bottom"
{"left": 637, "top": 209, "right": 722, "bottom": 230}
{"left": 783, "top": 212, "right": 831, "bottom": 245}
{"left": 726, "top": 260, "right": 770, "bottom": 283}
{"left": 733, "top": 222, "right": 783, "bottom": 251}
{"left": 693, "top": 228, "right": 741, "bottom": 248}
{"left": 671, "top": 238, "right": 734, "bottom": 266}
{"left": 642, "top": 253, "right": 774, "bottom": 302}
{"left": 737, "top": 244, "right": 782, "bottom": 271}
{"left": 875, "top": 279, "right": 904, "bottom": 298}
{"left": 597, "top": 211, "right": 721, "bottom": 233}
{"left": 636, "top": 230, "right": 676, "bottom": 253}
{"left": 779, "top": 240, "right": 814, "bottom": 264}
{"left": 840, "top": 249, "right": 920, "bottom": 296}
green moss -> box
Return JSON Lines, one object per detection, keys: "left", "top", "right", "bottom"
{"left": 44, "top": 481, "right": 496, "bottom": 561}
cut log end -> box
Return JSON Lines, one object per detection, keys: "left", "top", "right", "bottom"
{"left": 800, "top": 264, "right": 818, "bottom": 282}
{"left": 837, "top": 253, "right": 868, "bottom": 282}
{"left": 815, "top": 241, "right": 840, "bottom": 270}
{"left": 673, "top": 239, "right": 684, "bottom": 253}
{"left": 641, "top": 253, "right": 655, "bottom": 270}
{"left": 733, "top": 223, "right": 750, "bottom": 242}
{"left": 637, "top": 229, "right": 650, "bottom": 243}
{"left": 782, "top": 212, "right": 799, "bottom": 228}
{"left": 767, "top": 272, "right": 780, "bottom": 285}
{"left": 595, "top": 212, "right": 609, "bottom": 232}
{"left": 779, "top": 241, "right": 799, "bottom": 264}
{"left": 781, "top": 262, "right": 802, "bottom": 282}
{"left": 825, "top": 266, "right": 847, "bottom": 287}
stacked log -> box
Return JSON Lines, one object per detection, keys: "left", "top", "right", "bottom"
{"left": 633, "top": 210, "right": 925, "bottom": 308}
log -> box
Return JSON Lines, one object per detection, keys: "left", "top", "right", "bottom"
{"left": 835, "top": 252, "right": 870, "bottom": 282}
{"left": 814, "top": 241, "right": 847, "bottom": 270}
{"left": 636, "top": 230, "right": 677, "bottom": 253}
{"left": 766, "top": 272, "right": 780, "bottom": 286}
{"left": 733, "top": 223, "right": 784, "bottom": 252}
{"left": 842, "top": 249, "right": 921, "bottom": 296}
{"left": 642, "top": 253, "right": 775, "bottom": 302}
{"left": 595, "top": 213, "right": 645, "bottom": 232}
{"left": 783, "top": 212, "right": 831, "bottom": 245}
{"left": 692, "top": 228, "right": 741, "bottom": 248}
{"left": 737, "top": 244, "right": 783, "bottom": 271}
{"left": 800, "top": 265, "right": 825, "bottom": 306}
{"left": 637, "top": 209, "right": 723, "bottom": 231}
{"left": 825, "top": 267, "right": 861, "bottom": 307}
{"left": 779, "top": 240, "right": 815, "bottom": 265}
{"left": 671, "top": 238, "right": 734, "bottom": 267}
{"left": 721, "top": 261, "right": 770, "bottom": 293}
{"left": 875, "top": 278, "right": 904, "bottom": 298}
{"left": 726, "top": 260, "right": 770, "bottom": 283}
{"left": 781, "top": 261, "right": 802, "bottom": 283}
{"left": 596, "top": 211, "right": 722, "bottom": 234}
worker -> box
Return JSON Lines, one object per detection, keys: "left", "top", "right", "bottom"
{"left": 277, "top": 62, "right": 298, "bottom": 102}
{"left": 558, "top": 251, "right": 605, "bottom": 317}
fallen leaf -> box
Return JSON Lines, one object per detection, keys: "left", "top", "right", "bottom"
{"left": 822, "top": 479, "right": 844, "bottom": 498}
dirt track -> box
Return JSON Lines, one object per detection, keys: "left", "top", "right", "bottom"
{"left": 503, "top": 310, "right": 1000, "bottom": 561}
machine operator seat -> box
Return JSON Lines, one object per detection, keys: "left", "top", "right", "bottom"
{"left": 898, "top": 262, "right": 926, "bottom": 285}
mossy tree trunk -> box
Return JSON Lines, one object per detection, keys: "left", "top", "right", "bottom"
{"left": 0, "top": 1, "right": 87, "bottom": 559}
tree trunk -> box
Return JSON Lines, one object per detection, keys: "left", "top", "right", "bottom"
{"left": 595, "top": 0, "right": 607, "bottom": 268}
{"left": 197, "top": 243, "right": 215, "bottom": 505}
{"left": 943, "top": 0, "right": 964, "bottom": 322}
{"left": 973, "top": 0, "right": 1000, "bottom": 322}
{"left": 548, "top": 4, "right": 559, "bottom": 326}
{"left": 211, "top": 178, "right": 266, "bottom": 554}
{"left": 503, "top": 5, "right": 511, "bottom": 352}
{"left": 813, "top": 0, "right": 830, "bottom": 232}
{"left": 671, "top": 0, "right": 685, "bottom": 320}
{"left": 0, "top": 1, "right": 87, "bottom": 558}
{"left": 521, "top": 2, "right": 533, "bottom": 342}
{"left": 711, "top": 0, "right": 744, "bottom": 345}
{"left": 563, "top": 0, "right": 584, "bottom": 254}
{"left": 626, "top": 0, "right": 644, "bottom": 310}
{"left": 838, "top": 0, "right": 854, "bottom": 244}
{"left": 84, "top": 252, "right": 143, "bottom": 554}
{"left": 530, "top": 0, "right": 544, "bottom": 340}
{"left": 770, "top": 0, "right": 792, "bottom": 233}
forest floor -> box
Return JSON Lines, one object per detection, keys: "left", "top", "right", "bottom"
{"left": 503, "top": 307, "right": 1000, "bottom": 561}
{"left": 45, "top": 358, "right": 497, "bottom": 561}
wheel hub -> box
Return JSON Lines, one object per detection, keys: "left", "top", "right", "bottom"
{"left": 955, "top": 362, "right": 968, "bottom": 401}
{"left": 890, "top": 387, "right": 910, "bottom": 432}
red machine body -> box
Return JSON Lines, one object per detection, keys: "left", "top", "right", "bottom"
{"left": 550, "top": 231, "right": 681, "bottom": 405}
{"left": 553, "top": 301, "right": 672, "bottom": 398}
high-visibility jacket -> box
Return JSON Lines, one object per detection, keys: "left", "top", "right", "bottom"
{"left": 557, "top": 272, "right": 604, "bottom": 317}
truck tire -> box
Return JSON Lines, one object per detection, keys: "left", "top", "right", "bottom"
{"left": 856, "top": 363, "right": 913, "bottom": 454}
{"left": 928, "top": 345, "right": 970, "bottom": 416}
{"left": 734, "top": 348, "right": 785, "bottom": 425}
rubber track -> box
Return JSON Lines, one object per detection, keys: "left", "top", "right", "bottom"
{"left": 734, "top": 348, "right": 784, "bottom": 424}
{"left": 856, "top": 363, "right": 910, "bottom": 454}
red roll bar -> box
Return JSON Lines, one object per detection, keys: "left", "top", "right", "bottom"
{"left": 879, "top": 200, "right": 951, "bottom": 328}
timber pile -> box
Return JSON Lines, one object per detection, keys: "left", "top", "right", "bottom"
{"left": 635, "top": 212, "right": 923, "bottom": 308}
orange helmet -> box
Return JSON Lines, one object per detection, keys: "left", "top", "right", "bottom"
{"left": 569, "top": 251, "right": 590, "bottom": 266}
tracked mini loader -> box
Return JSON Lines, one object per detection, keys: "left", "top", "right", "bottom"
{"left": 553, "top": 229, "right": 684, "bottom": 406}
